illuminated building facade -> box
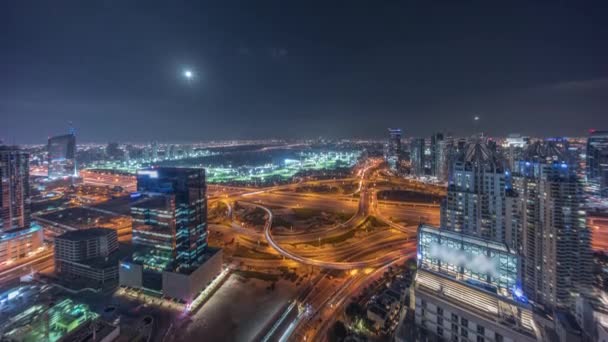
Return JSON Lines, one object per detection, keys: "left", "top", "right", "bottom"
{"left": 511, "top": 142, "right": 592, "bottom": 309}
{"left": 0, "top": 298, "right": 107, "bottom": 342}
{"left": 412, "top": 225, "right": 541, "bottom": 342}
{"left": 0, "top": 146, "right": 30, "bottom": 232}
{"left": 430, "top": 132, "right": 444, "bottom": 178}
{"left": 132, "top": 167, "right": 208, "bottom": 272}
{"left": 47, "top": 133, "right": 76, "bottom": 179}
{"left": 120, "top": 167, "right": 222, "bottom": 302}
{"left": 587, "top": 130, "right": 608, "bottom": 198}
{"left": 0, "top": 224, "right": 43, "bottom": 265}
{"left": 385, "top": 128, "right": 402, "bottom": 171}
{"left": 441, "top": 138, "right": 513, "bottom": 243}
{"left": 430, "top": 133, "right": 453, "bottom": 182}
{"left": 417, "top": 225, "right": 519, "bottom": 295}
{"left": 410, "top": 137, "right": 425, "bottom": 176}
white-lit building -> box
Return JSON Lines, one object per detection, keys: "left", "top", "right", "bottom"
{"left": 441, "top": 138, "right": 514, "bottom": 243}
{"left": 412, "top": 225, "right": 543, "bottom": 342}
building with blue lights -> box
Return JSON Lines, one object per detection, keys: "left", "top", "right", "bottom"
{"left": 385, "top": 128, "right": 402, "bottom": 172}
{"left": 0, "top": 146, "right": 30, "bottom": 232}
{"left": 441, "top": 137, "right": 517, "bottom": 244}
{"left": 587, "top": 130, "right": 608, "bottom": 198}
{"left": 0, "top": 146, "right": 44, "bottom": 266}
{"left": 511, "top": 141, "right": 592, "bottom": 310}
{"left": 119, "top": 167, "right": 222, "bottom": 302}
{"left": 412, "top": 225, "right": 542, "bottom": 342}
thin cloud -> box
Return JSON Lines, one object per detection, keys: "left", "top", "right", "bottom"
{"left": 535, "top": 78, "right": 608, "bottom": 92}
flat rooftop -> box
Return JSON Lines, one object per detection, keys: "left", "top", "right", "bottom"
{"left": 419, "top": 224, "right": 512, "bottom": 254}
{"left": 127, "top": 246, "right": 221, "bottom": 275}
{"left": 56, "top": 227, "right": 115, "bottom": 241}
{"left": 39, "top": 207, "right": 125, "bottom": 228}
{"left": 132, "top": 196, "right": 170, "bottom": 210}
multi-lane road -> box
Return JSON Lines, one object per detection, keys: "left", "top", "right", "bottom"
{"left": 6, "top": 158, "right": 442, "bottom": 342}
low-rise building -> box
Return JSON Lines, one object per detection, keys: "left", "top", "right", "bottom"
{"left": 54, "top": 228, "right": 121, "bottom": 285}
{"left": 0, "top": 225, "right": 43, "bottom": 265}
{"left": 120, "top": 246, "right": 223, "bottom": 302}
{"left": 0, "top": 298, "right": 117, "bottom": 342}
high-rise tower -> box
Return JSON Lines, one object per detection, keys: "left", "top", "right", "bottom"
{"left": 512, "top": 141, "right": 592, "bottom": 309}
{"left": 587, "top": 130, "right": 608, "bottom": 198}
{"left": 0, "top": 146, "right": 30, "bottom": 231}
{"left": 441, "top": 137, "right": 511, "bottom": 242}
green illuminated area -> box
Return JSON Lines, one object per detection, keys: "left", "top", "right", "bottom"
{"left": 1, "top": 299, "right": 99, "bottom": 342}
{"left": 84, "top": 150, "right": 361, "bottom": 184}
{"left": 206, "top": 151, "right": 361, "bottom": 183}
{"left": 132, "top": 248, "right": 173, "bottom": 272}
{"left": 85, "top": 149, "right": 217, "bottom": 172}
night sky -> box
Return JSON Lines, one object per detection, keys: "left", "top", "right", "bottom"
{"left": 1, "top": 1, "right": 607, "bottom": 143}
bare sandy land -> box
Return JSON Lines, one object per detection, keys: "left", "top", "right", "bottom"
{"left": 178, "top": 274, "right": 298, "bottom": 342}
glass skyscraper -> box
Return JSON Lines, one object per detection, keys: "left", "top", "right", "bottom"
{"left": 47, "top": 132, "right": 76, "bottom": 179}
{"left": 131, "top": 167, "right": 208, "bottom": 275}
{"left": 0, "top": 146, "right": 30, "bottom": 231}
{"left": 511, "top": 141, "right": 592, "bottom": 309}
{"left": 587, "top": 130, "right": 608, "bottom": 198}
{"left": 385, "top": 128, "right": 402, "bottom": 171}
{"left": 409, "top": 137, "right": 425, "bottom": 176}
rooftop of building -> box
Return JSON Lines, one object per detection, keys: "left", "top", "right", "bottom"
{"left": 125, "top": 246, "right": 221, "bottom": 275}
{"left": 131, "top": 195, "right": 171, "bottom": 210}
{"left": 418, "top": 224, "right": 512, "bottom": 254}
{"left": 58, "top": 243, "right": 130, "bottom": 269}
{"left": 0, "top": 224, "right": 42, "bottom": 242}
{"left": 56, "top": 227, "right": 116, "bottom": 242}
{"left": 38, "top": 207, "right": 127, "bottom": 229}
{"left": 522, "top": 141, "right": 566, "bottom": 162}
{"left": 48, "top": 133, "right": 75, "bottom": 141}
{"left": 0, "top": 297, "right": 99, "bottom": 342}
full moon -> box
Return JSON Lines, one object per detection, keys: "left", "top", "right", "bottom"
{"left": 183, "top": 69, "right": 194, "bottom": 80}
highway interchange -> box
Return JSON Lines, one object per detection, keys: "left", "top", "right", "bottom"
{"left": 3, "top": 157, "right": 443, "bottom": 342}
{"left": 205, "top": 158, "right": 442, "bottom": 341}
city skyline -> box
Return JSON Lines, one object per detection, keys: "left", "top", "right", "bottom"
{"left": 2, "top": 2, "right": 608, "bottom": 342}
{"left": 2, "top": 1, "right": 608, "bottom": 143}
